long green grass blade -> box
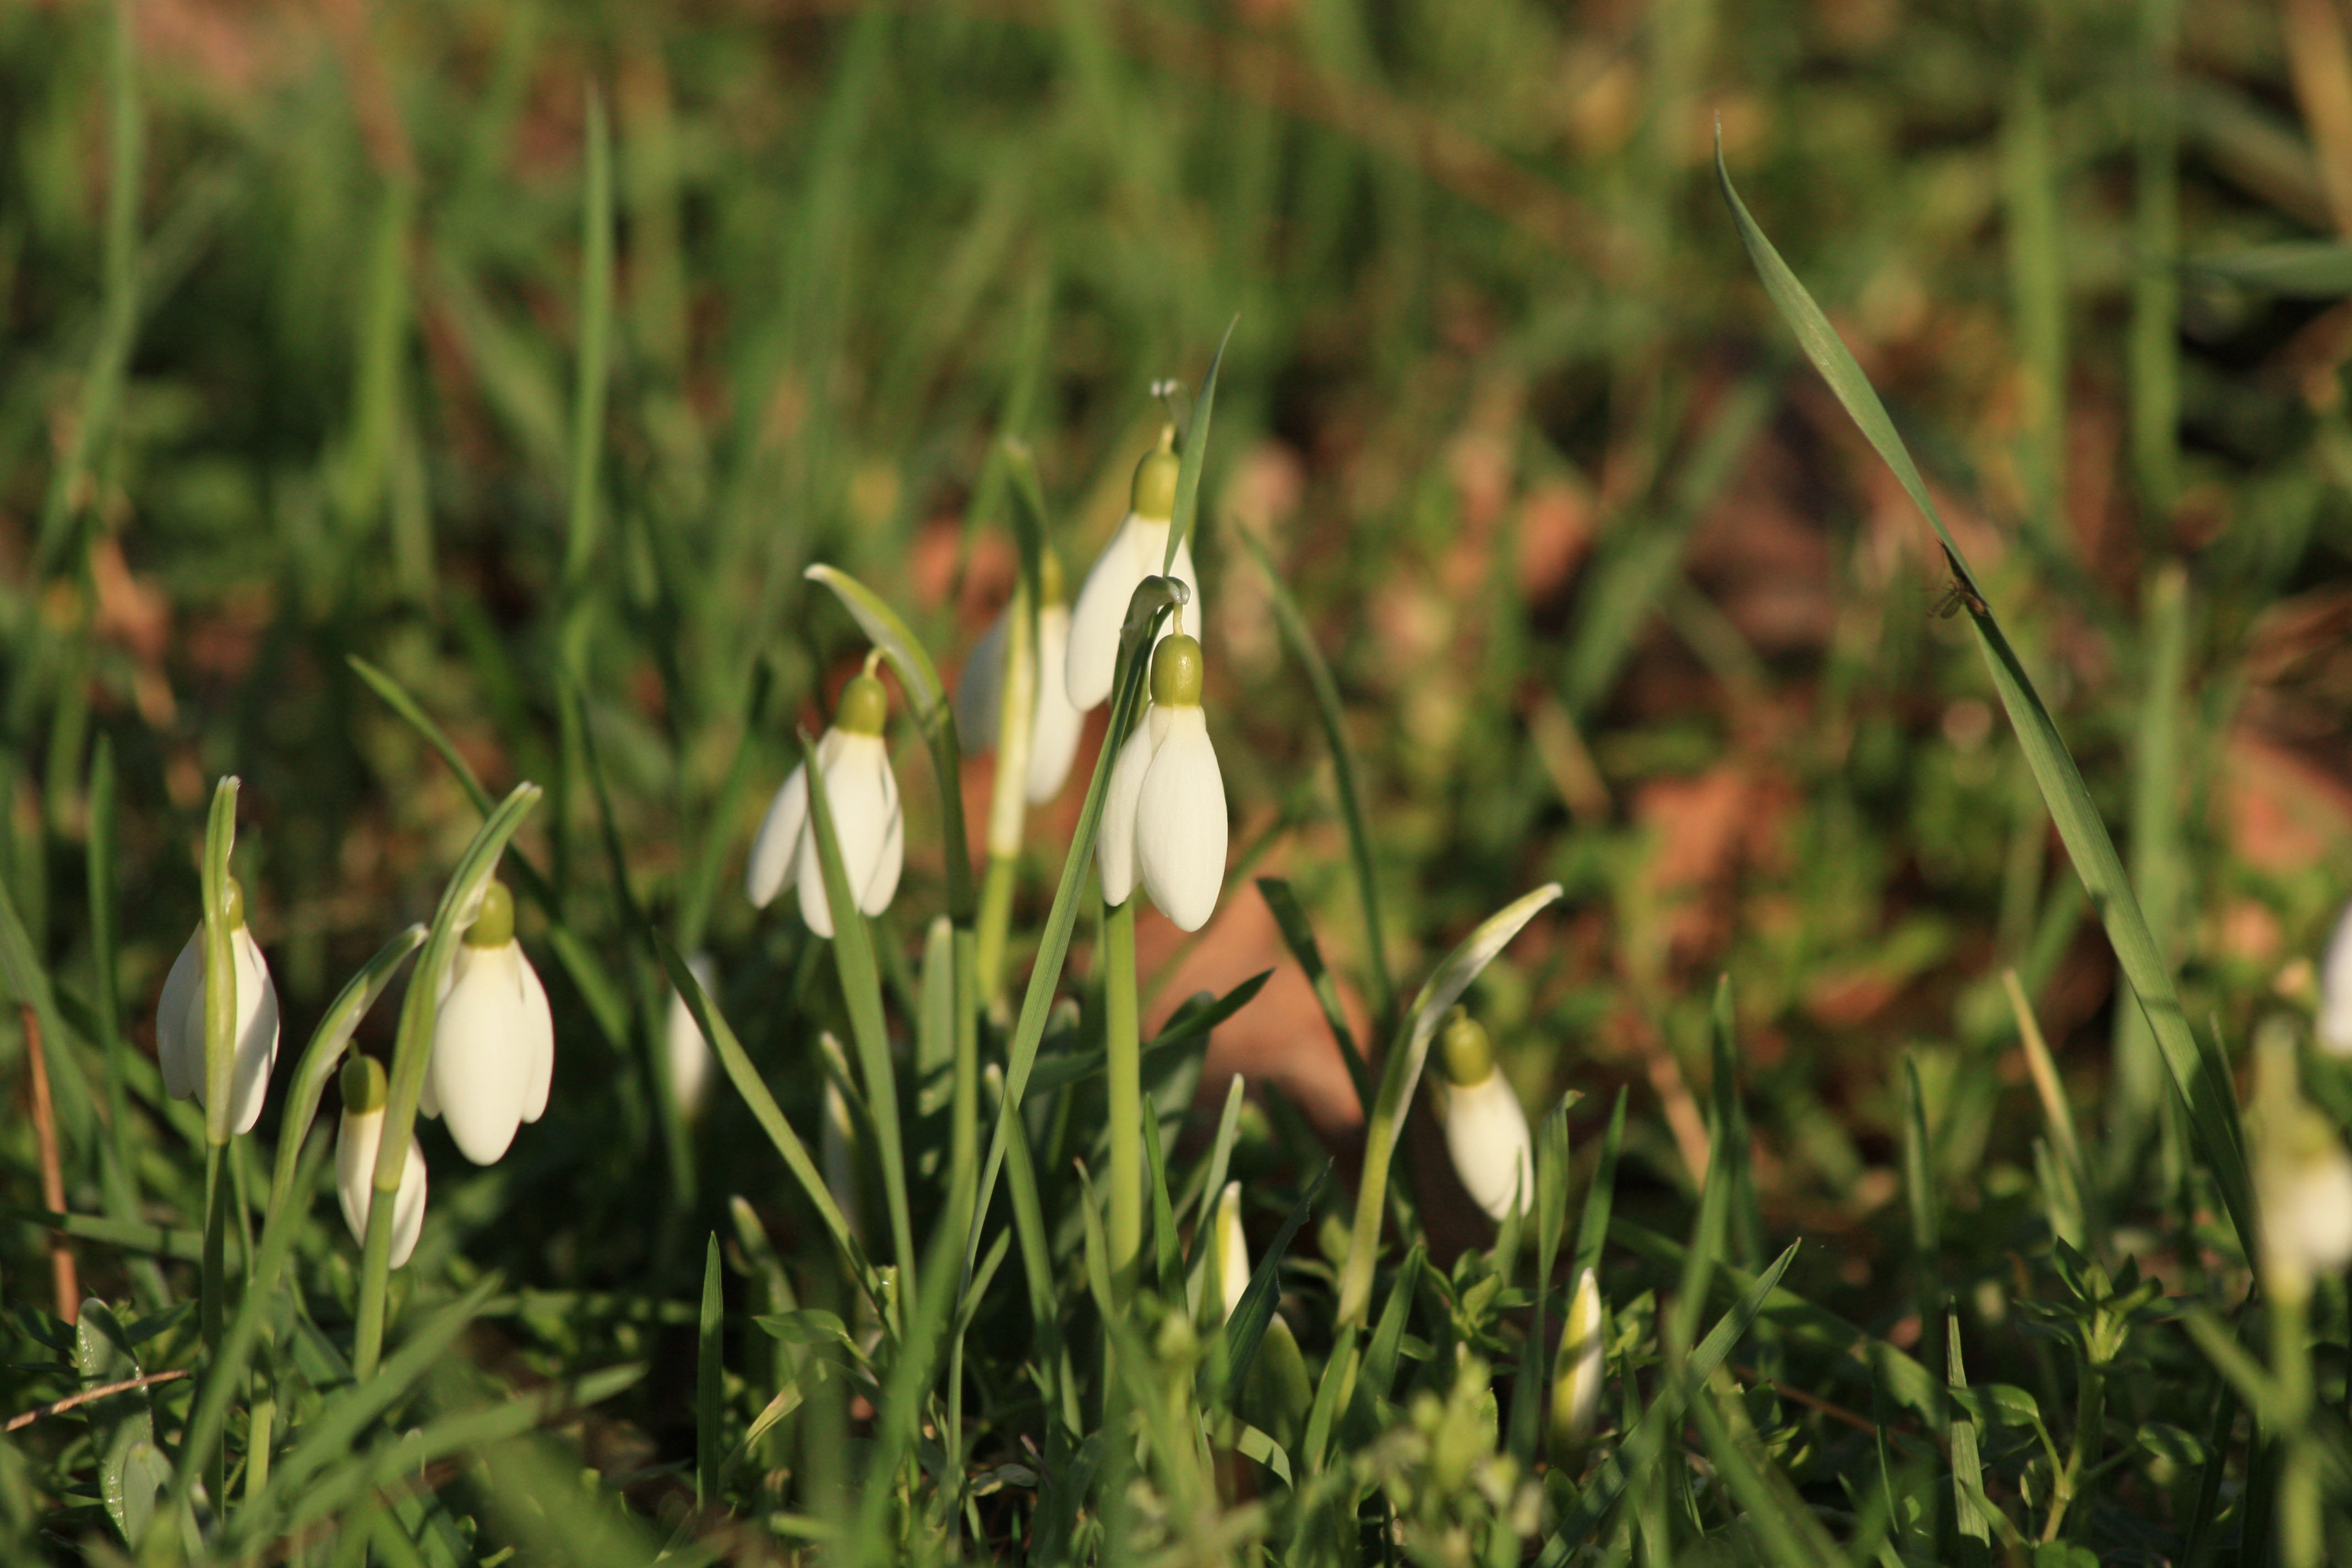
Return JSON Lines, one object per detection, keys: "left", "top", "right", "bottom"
{"left": 1716, "top": 145, "right": 2255, "bottom": 1255}
{"left": 1163, "top": 317, "right": 1236, "bottom": 574}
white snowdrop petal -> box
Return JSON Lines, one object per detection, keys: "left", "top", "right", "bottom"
{"left": 337, "top": 1109, "right": 429, "bottom": 1269}
{"left": 667, "top": 953, "right": 717, "bottom": 1119}
{"left": 222, "top": 928, "right": 281, "bottom": 1136}
{"left": 954, "top": 612, "right": 1008, "bottom": 750}
{"left": 861, "top": 747, "right": 904, "bottom": 918}
{"left": 428, "top": 943, "right": 532, "bottom": 1164}
{"left": 156, "top": 930, "right": 202, "bottom": 1101}
{"left": 798, "top": 732, "right": 896, "bottom": 938}
{"left": 516, "top": 947, "right": 555, "bottom": 1124}
{"left": 336, "top": 1107, "right": 382, "bottom": 1248}
{"left": 1215, "top": 1182, "right": 1251, "bottom": 1322}
{"left": 2280, "top": 1150, "right": 2352, "bottom": 1278}
{"left": 1135, "top": 706, "right": 1227, "bottom": 933}
{"left": 1442, "top": 1069, "right": 1534, "bottom": 1222}
{"left": 2321, "top": 901, "right": 2352, "bottom": 1058}
{"left": 1026, "top": 606, "right": 1086, "bottom": 804}
{"left": 745, "top": 762, "right": 810, "bottom": 910}
{"left": 1097, "top": 711, "right": 1163, "bottom": 908}
{"left": 823, "top": 1074, "right": 861, "bottom": 1245}
{"left": 1066, "top": 514, "right": 1157, "bottom": 711}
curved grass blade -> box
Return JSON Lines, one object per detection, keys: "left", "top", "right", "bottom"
{"left": 1241, "top": 536, "right": 1395, "bottom": 1026}
{"left": 1337, "top": 882, "right": 1562, "bottom": 1327}
{"left": 1716, "top": 141, "right": 2255, "bottom": 1255}
{"left": 264, "top": 924, "right": 424, "bottom": 1226}
{"left": 1163, "top": 316, "right": 1237, "bottom": 573}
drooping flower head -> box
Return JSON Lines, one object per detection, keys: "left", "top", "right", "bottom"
{"left": 956, "top": 548, "right": 1087, "bottom": 805}
{"left": 336, "top": 1054, "right": 427, "bottom": 1268}
{"left": 1099, "top": 625, "right": 1228, "bottom": 932}
{"left": 745, "top": 658, "right": 904, "bottom": 938}
{"left": 2250, "top": 1017, "right": 2352, "bottom": 1305}
{"left": 1433, "top": 1008, "right": 1533, "bottom": 1223}
{"left": 156, "top": 875, "right": 281, "bottom": 1136}
{"left": 421, "top": 879, "right": 554, "bottom": 1166}
{"left": 1065, "top": 427, "right": 1204, "bottom": 712}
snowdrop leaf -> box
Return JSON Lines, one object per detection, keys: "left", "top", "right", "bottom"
{"left": 805, "top": 563, "right": 945, "bottom": 722}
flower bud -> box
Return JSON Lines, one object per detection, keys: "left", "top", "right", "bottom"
{"left": 422, "top": 879, "right": 554, "bottom": 1165}
{"left": 2251, "top": 1018, "right": 2352, "bottom": 1304}
{"left": 337, "top": 1055, "right": 427, "bottom": 1268}
{"left": 1434, "top": 1009, "right": 1533, "bottom": 1222}
{"left": 155, "top": 876, "right": 281, "bottom": 1135}
{"left": 2321, "top": 900, "right": 2352, "bottom": 1058}
{"left": 745, "top": 661, "right": 905, "bottom": 937}
{"left": 663, "top": 953, "right": 718, "bottom": 1120}
{"left": 1547, "top": 1267, "right": 1606, "bottom": 1467}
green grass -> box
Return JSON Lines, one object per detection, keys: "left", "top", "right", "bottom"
{"left": 3, "top": 0, "right": 2352, "bottom": 1562}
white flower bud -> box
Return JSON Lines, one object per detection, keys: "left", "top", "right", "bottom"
{"left": 1214, "top": 1181, "right": 1251, "bottom": 1321}
{"left": 2320, "top": 901, "right": 2352, "bottom": 1058}
{"left": 1434, "top": 1010, "right": 1532, "bottom": 1222}
{"left": 155, "top": 880, "right": 280, "bottom": 1136}
{"left": 336, "top": 1057, "right": 427, "bottom": 1268}
{"left": 664, "top": 953, "right": 717, "bottom": 1120}
{"left": 1097, "top": 635, "right": 1226, "bottom": 932}
{"left": 2251, "top": 1019, "right": 2352, "bottom": 1303}
{"left": 1548, "top": 1267, "right": 1605, "bottom": 1464}
{"left": 1065, "top": 429, "right": 1204, "bottom": 711}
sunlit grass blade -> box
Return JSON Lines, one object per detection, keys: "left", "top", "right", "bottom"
{"left": 1337, "top": 881, "right": 1561, "bottom": 1327}
{"left": 1572, "top": 1086, "right": 1626, "bottom": 1286}
{"left": 2186, "top": 239, "right": 2352, "bottom": 295}
{"left": 696, "top": 1232, "right": 722, "bottom": 1507}
{"left": 1716, "top": 145, "right": 2256, "bottom": 1256}
{"left": 1947, "top": 1317, "right": 1996, "bottom": 1549}
{"left": 1240, "top": 538, "right": 1395, "bottom": 1027}
{"left": 1690, "top": 1384, "right": 1845, "bottom": 1566}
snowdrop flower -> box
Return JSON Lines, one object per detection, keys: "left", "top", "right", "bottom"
{"left": 2320, "top": 900, "right": 2352, "bottom": 1057}
{"left": 1433, "top": 1008, "right": 1533, "bottom": 1222}
{"left": 156, "top": 876, "right": 280, "bottom": 1136}
{"left": 421, "top": 880, "right": 553, "bottom": 1166}
{"left": 1548, "top": 1267, "right": 1606, "bottom": 1466}
{"left": 955, "top": 549, "right": 1086, "bottom": 805}
{"left": 745, "top": 660, "right": 903, "bottom": 939}
{"left": 336, "top": 1055, "right": 427, "bottom": 1268}
{"left": 1065, "top": 427, "right": 1204, "bottom": 711}
{"left": 1098, "top": 629, "right": 1227, "bottom": 932}
{"left": 2251, "top": 1019, "right": 2352, "bottom": 1304}
{"left": 663, "top": 952, "right": 717, "bottom": 1120}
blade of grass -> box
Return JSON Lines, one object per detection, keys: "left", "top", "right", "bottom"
{"left": 1255, "top": 877, "right": 1372, "bottom": 1117}
{"left": 561, "top": 85, "right": 613, "bottom": 594}
{"left": 1717, "top": 145, "right": 2256, "bottom": 1255}
{"left": 1239, "top": 537, "right": 1394, "bottom": 1027}
{"left": 1162, "top": 317, "right": 1237, "bottom": 575}
{"left": 696, "top": 1233, "right": 722, "bottom": 1507}
{"left": 1572, "top": 1087, "right": 1627, "bottom": 1285}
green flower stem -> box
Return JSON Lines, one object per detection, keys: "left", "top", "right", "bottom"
{"left": 2040, "top": 1360, "right": 2105, "bottom": 1542}
{"left": 1105, "top": 896, "right": 1142, "bottom": 1293}
{"left": 355, "top": 784, "right": 542, "bottom": 1382}
{"left": 2273, "top": 1287, "right": 2319, "bottom": 1568}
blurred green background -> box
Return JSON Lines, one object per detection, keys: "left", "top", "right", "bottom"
{"left": 4, "top": 0, "right": 2351, "bottom": 1409}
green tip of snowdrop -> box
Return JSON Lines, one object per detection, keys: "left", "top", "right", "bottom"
{"left": 336, "top": 1054, "right": 426, "bottom": 1270}
{"left": 745, "top": 658, "right": 905, "bottom": 937}
{"left": 1065, "top": 425, "right": 1203, "bottom": 712}
{"left": 420, "top": 878, "right": 554, "bottom": 1166}
{"left": 156, "top": 874, "right": 281, "bottom": 1135}
{"left": 1099, "top": 626, "right": 1227, "bottom": 932}
{"left": 1434, "top": 1007, "right": 1531, "bottom": 1222}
